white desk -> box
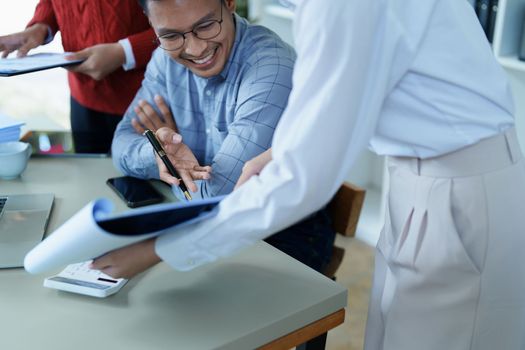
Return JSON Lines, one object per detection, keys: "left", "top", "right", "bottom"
{"left": 0, "top": 157, "right": 347, "bottom": 350}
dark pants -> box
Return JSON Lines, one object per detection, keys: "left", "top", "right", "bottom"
{"left": 265, "top": 208, "right": 335, "bottom": 274}
{"left": 70, "top": 97, "right": 123, "bottom": 154}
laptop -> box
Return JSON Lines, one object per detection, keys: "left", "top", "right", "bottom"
{"left": 0, "top": 193, "right": 54, "bottom": 268}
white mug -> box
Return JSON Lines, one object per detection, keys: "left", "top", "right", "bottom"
{"left": 0, "top": 142, "right": 32, "bottom": 180}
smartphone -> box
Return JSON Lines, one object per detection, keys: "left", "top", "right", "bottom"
{"left": 106, "top": 176, "right": 164, "bottom": 208}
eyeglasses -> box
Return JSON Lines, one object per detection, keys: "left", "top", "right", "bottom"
{"left": 155, "top": 3, "right": 223, "bottom": 51}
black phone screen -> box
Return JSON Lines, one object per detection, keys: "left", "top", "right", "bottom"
{"left": 106, "top": 176, "right": 164, "bottom": 208}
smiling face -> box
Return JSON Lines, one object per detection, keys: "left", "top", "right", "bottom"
{"left": 147, "top": 0, "right": 236, "bottom": 78}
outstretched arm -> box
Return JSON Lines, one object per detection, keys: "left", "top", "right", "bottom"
{"left": 90, "top": 239, "right": 160, "bottom": 279}
{"left": 0, "top": 23, "right": 48, "bottom": 58}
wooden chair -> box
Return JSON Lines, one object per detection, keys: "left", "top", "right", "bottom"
{"left": 322, "top": 182, "right": 366, "bottom": 279}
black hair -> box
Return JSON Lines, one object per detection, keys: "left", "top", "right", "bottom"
{"left": 138, "top": 0, "right": 225, "bottom": 14}
{"left": 137, "top": 0, "right": 148, "bottom": 12}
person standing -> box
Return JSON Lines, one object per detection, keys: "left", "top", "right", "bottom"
{"left": 92, "top": 1, "right": 525, "bottom": 349}
{"left": 0, "top": 0, "right": 157, "bottom": 153}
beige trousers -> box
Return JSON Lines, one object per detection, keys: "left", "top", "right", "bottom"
{"left": 364, "top": 128, "right": 525, "bottom": 350}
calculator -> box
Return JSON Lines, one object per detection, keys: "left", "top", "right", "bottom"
{"left": 44, "top": 261, "right": 128, "bottom": 298}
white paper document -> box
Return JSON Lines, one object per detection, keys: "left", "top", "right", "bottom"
{"left": 24, "top": 196, "right": 224, "bottom": 274}
{"left": 0, "top": 52, "right": 84, "bottom": 76}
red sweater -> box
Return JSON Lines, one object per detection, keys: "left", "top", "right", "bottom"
{"left": 27, "top": 0, "right": 156, "bottom": 115}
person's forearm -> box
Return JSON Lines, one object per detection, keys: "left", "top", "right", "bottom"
{"left": 27, "top": 23, "right": 49, "bottom": 42}
{"left": 112, "top": 50, "right": 168, "bottom": 178}
{"left": 112, "top": 123, "right": 159, "bottom": 179}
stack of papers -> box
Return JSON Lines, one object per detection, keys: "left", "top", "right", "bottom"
{"left": 0, "top": 113, "right": 24, "bottom": 143}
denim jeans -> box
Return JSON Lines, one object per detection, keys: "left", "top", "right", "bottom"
{"left": 265, "top": 207, "right": 336, "bottom": 273}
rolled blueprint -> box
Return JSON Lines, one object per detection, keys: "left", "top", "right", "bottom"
{"left": 24, "top": 196, "right": 224, "bottom": 274}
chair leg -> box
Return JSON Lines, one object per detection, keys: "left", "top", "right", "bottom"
{"left": 296, "top": 332, "right": 327, "bottom": 350}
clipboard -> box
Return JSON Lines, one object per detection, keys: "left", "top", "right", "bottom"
{"left": 0, "top": 52, "right": 84, "bottom": 77}
{"left": 96, "top": 195, "right": 225, "bottom": 235}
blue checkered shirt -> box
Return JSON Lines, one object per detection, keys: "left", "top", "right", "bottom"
{"left": 112, "top": 14, "right": 295, "bottom": 199}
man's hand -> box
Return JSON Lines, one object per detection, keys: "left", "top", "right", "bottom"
{"left": 234, "top": 148, "right": 272, "bottom": 190}
{"left": 65, "top": 42, "right": 125, "bottom": 80}
{"left": 90, "top": 239, "right": 161, "bottom": 279}
{"left": 155, "top": 127, "right": 212, "bottom": 192}
{"left": 0, "top": 23, "right": 48, "bottom": 58}
{"left": 132, "top": 95, "right": 178, "bottom": 134}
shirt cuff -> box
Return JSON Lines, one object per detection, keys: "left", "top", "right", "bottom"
{"left": 155, "top": 225, "right": 217, "bottom": 271}
{"left": 43, "top": 25, "right": 53, "bottom": 44}
{"left": 118, "top": 38, "right": 136, "bottom": 71}
{"left": 139, "top": 142, "right": 160, "bottom": 179}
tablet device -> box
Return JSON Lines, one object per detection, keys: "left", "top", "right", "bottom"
{"left": 0, "top": 53, "right": 84, "bottom": 77}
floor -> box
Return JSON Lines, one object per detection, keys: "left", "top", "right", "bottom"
{"left": 325, "top": 236, "right": 375, "bottom": 350}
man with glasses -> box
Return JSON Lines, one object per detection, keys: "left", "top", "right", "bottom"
{"left": 109, "top": 0, "right": 336, "bottom": 275}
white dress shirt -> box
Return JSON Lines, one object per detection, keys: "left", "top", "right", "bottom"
{"left": 155, "top": 0, "right": 515, "bottom": 270}
{"left": 43, "top": 25, "right": 136, "bottom": 71}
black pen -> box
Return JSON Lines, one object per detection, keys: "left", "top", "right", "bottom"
{"left": 143, "top": 129, "right": 192, "bottom": 200}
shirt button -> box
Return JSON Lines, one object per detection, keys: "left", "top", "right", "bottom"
{"left": 206, "top": 128, "right": 210, "bottom": 134}
{"left": 205, "top": 90, "right": 212, "bottom": 96}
